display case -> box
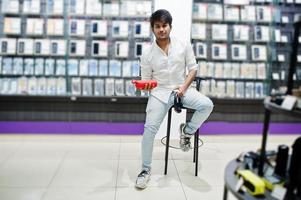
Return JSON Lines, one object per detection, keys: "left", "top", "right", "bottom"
{"left": 0, "top": 0, "right": 153, "bottom": 97}
{"left": 192, "top": 0, "right": 301, "bottom": 99}
{"left": 1, "top": 0, "right": 301, "bottom": 123}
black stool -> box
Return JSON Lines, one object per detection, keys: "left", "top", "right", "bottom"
{"left": 163, "top": 78, "right": 203, "bottom": 176}
{"left": 163, "top": 106, "right": 201, "bottom": 176}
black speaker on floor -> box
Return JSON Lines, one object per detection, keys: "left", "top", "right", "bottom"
{"left": 275, "top": 144, "right": 289, "bottom": 178}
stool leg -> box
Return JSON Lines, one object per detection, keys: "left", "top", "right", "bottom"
{"left": 223, "top": 185, "right": 228, "bottom": 200}
{"left": 193, "top": 132, "right": 197, "bottom": 163}
{"left": 164, "top": 108, "right": 172, "bottom": 175}
{"left": 195, "top": 129, "right": 199, "bottom": 176}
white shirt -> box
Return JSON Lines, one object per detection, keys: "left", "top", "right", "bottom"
{"left": 140, "top": 37, "right": 197, "bottom": 103}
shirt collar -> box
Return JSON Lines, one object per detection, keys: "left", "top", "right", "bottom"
{"left": 152, "top": 37, "right": 173, "bottom": 55}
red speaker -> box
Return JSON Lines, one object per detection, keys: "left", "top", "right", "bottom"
{"left": 131, "top": 80, "right": 157, "bottom": 90}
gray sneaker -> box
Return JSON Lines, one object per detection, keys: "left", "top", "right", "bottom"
{"left": 179, "top": 123, "right": 192, "bottom": 152}
{"left": 135, "top": 170, "right": 151, "bottom": 189}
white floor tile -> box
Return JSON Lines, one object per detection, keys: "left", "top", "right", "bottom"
{"left": 0, "top": 187, "right": 45, "bottom": 200}
{"left": 66, "top": 143, "right": 120, "bottom": 160}
{"left": 0, "top": 134, "right": 25, "bottom": 142}
{"left": 119, "top": 143, "right": 141, "bottom": 160}
{"left": 42, "top": 187, "right": 115, "bottom": 200}
{"left": 120, "top": 135, "right": 141, "bottom": 143}
{"left": 119, "top": 142, "right": 167, "bottom": 160}
{"left": 182, "top": 185, "right": 239, "bottom": 200}
{"left": 116, "top": 186, "right": 186, "bottom": 200}
{"left": 117, "top": 160, "right": 141, "bottom": 187}
{"left": 0, "top": 142, "right": 21, "bottom": 164}
{"left": 210, "top": 135, "right": 262, "bottom": 143}
{"left": 11, "top": 142, "right": 68, "bottom": 160}
{"left": 22, "top": 135, "right": 73, "bottom": 143}
{"left": 171, "top": 142, "right": 222, "bottom": 161}
{"left": 117, "top": 160, "right": 181, "bottom": 187}
{"left": 0, "top": 134, "right": 299, "bottom": 200}
{"left": 175, "top": 160, "right": 226, "bottom": 187}
{"left": 0, "top": 159, "right": 61, "bottom": 187}
{"left": 72, "top": 135, "right": 121, "bottom": 143}
{"left": 50, "top": 159, "right": 118, "bottom": 187}
{"left": 182, "top": 185, "right": 224, "bottom": 200}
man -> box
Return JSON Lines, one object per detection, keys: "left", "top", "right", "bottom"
{"left": 135, "top": 9, "right": 213, "bottom": 189}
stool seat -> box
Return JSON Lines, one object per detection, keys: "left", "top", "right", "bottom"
{"left": 164, "top": 105, "right": 200, "bottom": 176}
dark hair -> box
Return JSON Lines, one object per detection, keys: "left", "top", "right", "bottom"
{"left": 150, "top": 9, "right": 172, "bottom": 28}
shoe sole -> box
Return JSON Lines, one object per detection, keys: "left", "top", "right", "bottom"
{"left": 135, "top": 183, "right": 147, "bottom": 189}
{"left": 135, "top": 177, "right": 150, "bottom": 189}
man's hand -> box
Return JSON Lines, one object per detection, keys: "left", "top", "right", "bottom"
{"left": 176, "top": 69, "right": 197, "bottom": 96}
{"left": 176, "top": 86, "right": 187, "bottom": 97}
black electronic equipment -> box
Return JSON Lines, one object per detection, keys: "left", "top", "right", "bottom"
{"left": 288, "top": 137, "right": 301, "bottom": 199}
{"left": 174, "top": 95, "right": 183, "bottom": 113}
{"left": 243, "top": 151, "right": 260, "bottom": 170}
{"left": 275, "top": 145, "right": 289, "bottom": 178}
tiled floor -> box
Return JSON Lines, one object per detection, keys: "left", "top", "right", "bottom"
{"left": 0, "top": 134, "right": 298, "bottom": 200}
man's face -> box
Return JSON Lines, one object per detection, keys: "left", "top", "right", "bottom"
{"left": 152, "top": 21, "right": 171, "bottom": 41}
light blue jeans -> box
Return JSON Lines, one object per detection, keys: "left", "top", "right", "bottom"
{"left": 141, "top": 88, "right": 214, "bottom": 171}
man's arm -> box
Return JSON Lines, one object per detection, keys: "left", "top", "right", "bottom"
{"left": 140, "top": 52, "right": 156, "bottom": 90}
{"left": 177, "top": 69, "right": 197, "bottom": 97}
{"left": 140, "top": 53, "right": 152, "bottom": 80}
{"left": 177, "top": 41, "right": 198, "bottom": 97}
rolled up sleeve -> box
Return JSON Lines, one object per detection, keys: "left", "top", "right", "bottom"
{"left": 185, "top": 42, "right": 198, "bottom": 72}
{"left": 140, "top": 53, "right": 152, "bottom": 80}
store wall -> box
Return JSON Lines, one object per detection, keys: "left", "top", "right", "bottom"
{"left": 154, "top": 0, "right": 193, "bottom": 42}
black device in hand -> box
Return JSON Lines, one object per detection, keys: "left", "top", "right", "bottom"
{"left": 174, "top": 95, "right": 183, "bottom": 113}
